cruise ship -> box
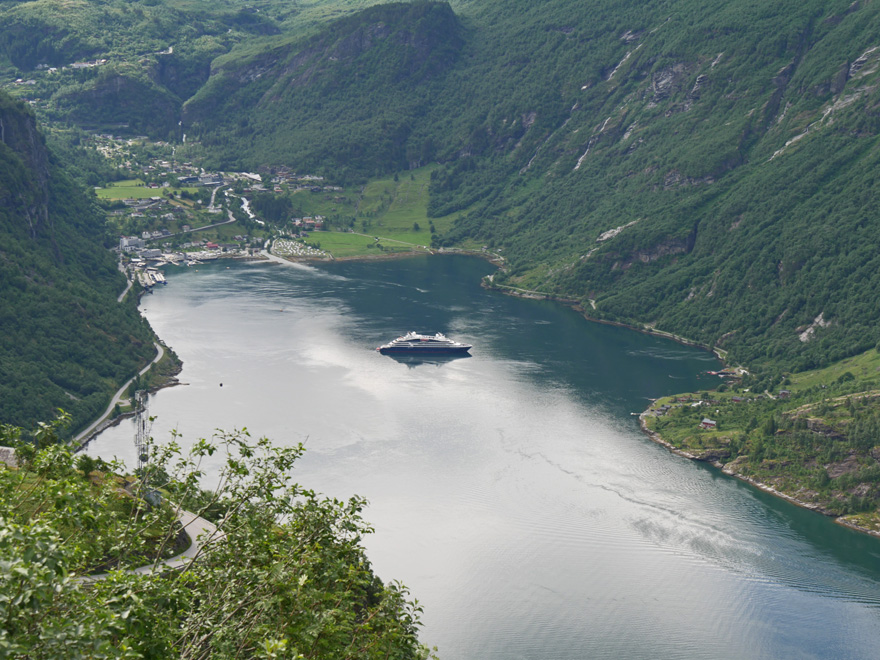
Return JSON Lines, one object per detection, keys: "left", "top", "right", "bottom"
{"left": 377, "top": 332, "right": 472, "bottom": 355}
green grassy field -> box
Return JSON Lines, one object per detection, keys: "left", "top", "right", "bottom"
{"left": 95, "top": 181, "right": 200, "bottom": 200}
{"left": 296, "top": 166, "right": 461, "bottom": 258}
{"left": 788, "top": 349, "right": 880, "bottom": 392}
{"left": 302, "top": 231, "right": 432, "bottom": 258}
{"left": 645, "top": 351, "right": 880, "bottom": 443}
{"left": 95, "top": 180, "right": 158, "bottom": 199}
{"left": 99, "top": 167, "right": 463, "bottom": 259}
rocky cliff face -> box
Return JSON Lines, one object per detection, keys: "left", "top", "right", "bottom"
{"left": 0, "top": 96, "right": 49, "bottom": 239}
{"left": 0, "top": 90, "right": 157, "bottom": 432}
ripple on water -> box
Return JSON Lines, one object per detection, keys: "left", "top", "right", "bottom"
{"left": 101, "top": 258, "right": 880, "bottom": 660}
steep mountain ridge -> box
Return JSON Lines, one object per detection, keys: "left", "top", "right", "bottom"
{"left": 0, "top": 91, "right": 156, "bottom": 431}
{"left": 423, "top": 0, "right": 880, "bottom": 371}
{"left": 184, "top": 1, "right": 462, "bottom": 177}
{"left": 5, "top": 0, "right": 880, "bottom": 373}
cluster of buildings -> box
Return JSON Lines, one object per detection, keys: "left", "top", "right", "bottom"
{"left": 122, "top": 243, "right": 262, "bottom": 291}
{"left": 174, "top": 170, "right": 336, "bottom": 194}
{"left": 34, "top": 59, "right": 108, "bottom": 73}
{"left": 118, "top": 229, "right": 174, "bottom": 254}
{"left": 241, "top": 169, "right": 343, "bottom": 195}
{"left": 177, "top": 174, "right": 224, "bottom": 187}
{"left": 119, "top": 236, "right": 147, "bottom": 253}
{"left": 648, "top": 386, "right": 794, "bottom": 433}
{"left": 119, "top": 234, "right": 259, "bottom": 261}
{"left": 142, "top": 228, "right": 173, "bottom": 240}
{"left": 291, "top": 216, "right": 325, "bottom": 232}
{"left": 107, "top": 196, "right": 176, "bottom": 222}
{"left": 88, "top": 133, "right": 221, "bottom": 183}
{"left": 69, "top": 59, "right": 108, "bottom": 69}
{"left": 90, "top": 133, "right": 337, "bottom": 201}
{"left": 14, "top": 59, "right": 109, "bottom": 85}
{"left": 137, "top": 267, "right": 166, "bottom": 290}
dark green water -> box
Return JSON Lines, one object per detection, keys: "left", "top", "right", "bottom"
{"left": 89, "top": 255, "right": 880, "bottom": 659}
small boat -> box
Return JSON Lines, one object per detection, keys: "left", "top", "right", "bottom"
{"left": 377, "top": 332, "right": 472, "bottom": 355}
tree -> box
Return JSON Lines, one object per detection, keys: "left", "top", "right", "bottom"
{"left": 0, "top": 416, "right": 432, "bottom": 660}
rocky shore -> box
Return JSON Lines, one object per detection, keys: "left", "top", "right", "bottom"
{"left": 489, "top": 277, "right": 880, "bottom": 539}
{"left": 638, "top": 410, "right": 880, "bottom": 539}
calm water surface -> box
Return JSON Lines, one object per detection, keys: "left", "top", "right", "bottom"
{"left": 88, "top": 256, "right": 880, "bottom": 659}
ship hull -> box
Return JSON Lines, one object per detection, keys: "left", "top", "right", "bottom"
{"left": 378, "top": 345, "right": 471, "bottom": 355}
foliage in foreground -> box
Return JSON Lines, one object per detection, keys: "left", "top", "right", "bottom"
{"left": 0, "top": 416, "right": 430, "bottom": 660}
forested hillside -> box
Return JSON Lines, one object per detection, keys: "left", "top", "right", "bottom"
{"left": 427, "top": 0, "right": 880, "bottom": 373}
{"left": 0, "top": 91, "right": 155, "bottom": 431}
{"left": 5, "top": 0, "right": 880, "bottom": 374}
{"left": 0, "top": 426, "right": 430, "bottom": 659}
{"left": 0, "top": 0, "right": 284, "bottom": 137}
{"left": 181, "top": 0, "right": 880, "bottom": 371}
{"left": 184, "top": 1, "right": 462, "bottom": 179}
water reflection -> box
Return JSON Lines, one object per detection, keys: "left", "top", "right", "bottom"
{"left": 86, "top": 256, "right": 880, "bottom": 660}
{"left": 384, "top": 353, "right": 473, "bottom": 368}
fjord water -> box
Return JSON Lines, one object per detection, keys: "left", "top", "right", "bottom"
{"left": 88, "top": 256, "right": 880, "bottom": 659}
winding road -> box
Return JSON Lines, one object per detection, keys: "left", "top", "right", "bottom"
{"left": 74, "top": 342, "right": 165, "bottom": 447}
{"left": 76, "top": 503, "right": 224, "bottom": 584}
{"left": 117, "top": 277, "right": 133, "bottom": 303}
{"left": 69, "top": 338, "right": 221, "bottom": 583}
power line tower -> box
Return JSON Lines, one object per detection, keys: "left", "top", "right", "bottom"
{"left": 134, "top": 390, "right": 150, "bottom": 473}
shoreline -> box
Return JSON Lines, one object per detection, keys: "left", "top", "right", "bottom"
{"left": 267, "top": 245, "right": 502, "bottom": 265}
{"left": 485, "top": 280, "right": 727, "bottom": 362}
{"left": 121, "top": 250, "right": 880, "bottom": 539}
{"left": 76, "top": 374, "right": 184, "bottom": 451}
{"left": 87, "top": 248, "right": 485, "bottom": 446}
{"left": 637, "top": 410, "right": 880, "bottom": 539}
{"left": 75, "top": 343, "right": 183, "bottom": 451}
{"left": 487, "top": 280, "right": 880, "bottom": 540}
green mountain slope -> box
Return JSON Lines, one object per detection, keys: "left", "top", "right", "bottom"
{"left": 183, "top": 1, "right": 462, "bottom": 179}
{"left": 167, "top": 0, "right": 880, "bottom": 370}
{"left": 542, "top": 4, "right": 876, "bottom": 368}
{"left": 424, "top": 0, "right": 880, "bottom": 371}
{"left": 0, "top": 0, "right": 283, "bottom": 137}
{"left": 0, "top": 91, "right": 156, "bottom": 431}
{"left": 5, "top": 0, "right": 880, "bottom": 374}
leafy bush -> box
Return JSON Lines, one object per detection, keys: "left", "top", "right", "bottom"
{"left": 0, "top": 417, "right": 431, "bottom": 660}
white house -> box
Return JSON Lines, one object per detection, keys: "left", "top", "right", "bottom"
{"left": 119, "top": 236, "right": 144, "bottom": 252}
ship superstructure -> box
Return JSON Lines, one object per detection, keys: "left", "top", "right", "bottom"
{"left": 377, "top": 332, "right": 472, "bottom": 355}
